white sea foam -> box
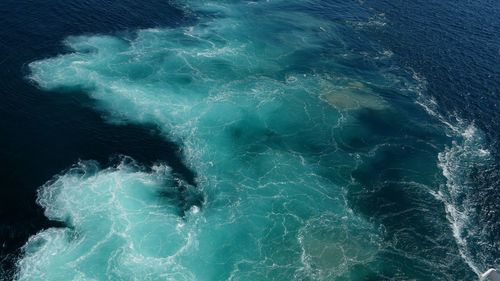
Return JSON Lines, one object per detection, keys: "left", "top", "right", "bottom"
{"left": 437, "top": 124, "right": 491, "bottom": 276}
{"left": 16, "top": 160, "right": 199, "bottom": 281}
{"left": 411, "top": 70, "right": 492, "bottom": 276}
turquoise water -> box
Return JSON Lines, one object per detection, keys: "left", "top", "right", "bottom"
{"left": 11, "top": 0, "right": 495, "bottom": 280}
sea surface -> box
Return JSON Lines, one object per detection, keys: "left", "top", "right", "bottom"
{"left": 0, "top": 0, "right": 498, "bottom": 280}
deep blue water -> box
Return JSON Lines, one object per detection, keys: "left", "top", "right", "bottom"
{"left": 0, "top": 0, "right": 498, "bottom": 280}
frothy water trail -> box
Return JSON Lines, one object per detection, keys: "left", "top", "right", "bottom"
{"left": 436, "top": 124, "right": 493, "bottom": 276}
{"left": 15, "top": 0, "right": 486, "bottom": 280}
{"left": 413, "top": 72, "right": 496, "bottom": 275}
{"left": 16, "top": 160, "right": 200, "bottom": 280}
{"left": 20, "top": 1, "right": 387, "bottom": 279}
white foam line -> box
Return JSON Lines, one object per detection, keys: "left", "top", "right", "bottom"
{"left": 412, "top": 71, "right": 489, "bottom": 276}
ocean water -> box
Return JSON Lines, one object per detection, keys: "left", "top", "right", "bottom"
{"left": 0, "top": 0, "right": 498, "bottom": 280}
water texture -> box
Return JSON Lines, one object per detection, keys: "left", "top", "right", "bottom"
{"left": 0, "top": 0, "right": 497, "bottom": 280}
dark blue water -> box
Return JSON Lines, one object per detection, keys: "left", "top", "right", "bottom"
{"left": 0, "top": 0, "right": 498, "bottom": 280}
{"left": 363, "top": 0, "right": 500, "bottom": 273}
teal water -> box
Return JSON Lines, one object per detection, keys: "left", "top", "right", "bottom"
{"left": 12, "top": 0, "right": 495, "bottom": 280}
